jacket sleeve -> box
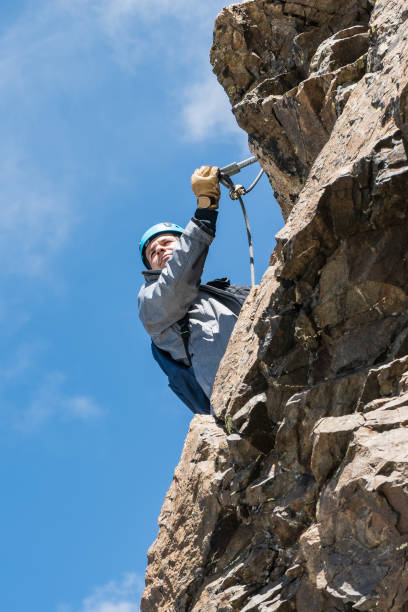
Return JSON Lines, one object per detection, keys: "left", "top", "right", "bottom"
{"left": 138, "top": 216, "right": 216, "bottom": 339}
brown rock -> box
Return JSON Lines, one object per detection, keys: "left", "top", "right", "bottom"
{"left": 211, "top": 0, "right": 372, "bottom": 218}
{"left": 143, "top": 0, "right": 408, "bottom": 610}
{"left": 141, "top": 416, "right": 231, "bottom": 611}
{"left": 303, "top": 425, "right": 408, "bottom": 610}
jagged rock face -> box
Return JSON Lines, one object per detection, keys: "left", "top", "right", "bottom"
{"left": 142, "top": 0, "right": 408, "bottom": 611}
{"left": 142, "top": 417, "right": 231, "bottom": 611}
{"left": 211, "top": 0, "right": 373, "bottom": 219}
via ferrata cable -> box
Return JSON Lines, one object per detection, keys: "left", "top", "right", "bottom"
{"left": 219, "top": 163, "right": 265, "bottom": 287}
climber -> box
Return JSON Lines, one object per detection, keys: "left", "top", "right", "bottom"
{"left": 138, "top": 165, "right": 250, "bottom": 415}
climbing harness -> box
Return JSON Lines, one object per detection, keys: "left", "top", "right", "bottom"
{"left": 219, "top": 156, "right": 264, "bottom": 287}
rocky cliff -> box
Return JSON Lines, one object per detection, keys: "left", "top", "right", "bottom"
{"left": 142, "top": 1, "right": 408, "bottom": 610}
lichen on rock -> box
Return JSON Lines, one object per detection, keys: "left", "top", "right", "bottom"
{"left": 142, "top": 0, "right": 408, "bottom": 610}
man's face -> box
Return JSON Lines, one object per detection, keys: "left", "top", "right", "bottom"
{"left": 145, "top": 233, "right": 180, "bottom": 270}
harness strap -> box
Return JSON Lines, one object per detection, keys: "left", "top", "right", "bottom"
{"left": 177, "top": 282, "right": 250, "bottom": 366}
{"left": 178, "top": 313, "right": 192, "bottom": 366}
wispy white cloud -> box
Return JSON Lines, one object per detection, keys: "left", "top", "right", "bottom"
{"left": 56, "top": 0, "right": 229, "bottom": 72}
{"left": 0, "top": 147, "right": 74, "bottom": 277}
{"left": 182, "top": 74, "right": 244, "bottom": 143}
{"left": 58, "top": 572, "right": 144, "bottom": 612}
{"left": 14, "top": 371, "right": 103, "bottom": 433}
{"left": 81, "top": 573, "right": 143, "bottom": 612}
{"left": 0, "top": 297, "right": 31, "bottom": 342}
{"left": 0, "top": 0, "right": 231, "bottom": 108}
{"left": 0, "top": 3, "right": 98, "bottom": 98}
{"left": 0, "top": 5, "right": 97, "bottom": 278}
{"left": 94, "top": 0, "right": 228, "bottom": 25}
{"left": 56, "top": 605, "right": 73, "bottom": 612}
{"left": 1, "top": 341, "right": 43, "bottom": 382}
{"left": 0, "top": 5, "right": 83, "bottom": 279}
{"left": 0, "top": 0, "right": 235, "bottom": 279}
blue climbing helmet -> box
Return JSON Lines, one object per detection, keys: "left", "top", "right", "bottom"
{"left": 139, "top": 222, "right": 184, "bottom": 268}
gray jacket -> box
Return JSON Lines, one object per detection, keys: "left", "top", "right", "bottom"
{"left": 138, "top": 219, "right": 241, "bottom": 398}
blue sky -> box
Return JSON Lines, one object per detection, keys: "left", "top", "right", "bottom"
{"left": 0, "top": 1, "right": 283, "bottom": 610}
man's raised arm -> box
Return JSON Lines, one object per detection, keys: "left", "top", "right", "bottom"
{"left": 138, "top": 166, "right": 221, "bottom": 339}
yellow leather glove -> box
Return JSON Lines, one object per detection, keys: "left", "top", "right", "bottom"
{"left": 191, "top": 165, "right": 221, "bottom": 209}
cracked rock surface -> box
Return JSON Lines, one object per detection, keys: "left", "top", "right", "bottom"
{"left": 142, "top": 0, "right": 408, "bottom": 610}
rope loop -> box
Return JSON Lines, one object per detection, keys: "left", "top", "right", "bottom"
{"left": 229, "top": 185, "right": 246, "bottom": 200}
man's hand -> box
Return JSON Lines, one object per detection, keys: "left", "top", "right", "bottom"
{"left": 191, "top": 165, "right": 221, "bottom": 209}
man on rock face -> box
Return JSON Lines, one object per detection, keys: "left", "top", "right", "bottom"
{"left": 138, "top": 165, "right": 250, "bottom": 415}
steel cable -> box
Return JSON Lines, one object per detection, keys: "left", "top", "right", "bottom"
{"left": 242, "top": 168, "right": 264, "bottom": 195}
{"left": 220, "top": 173, "right": 259, "bottom": 287}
